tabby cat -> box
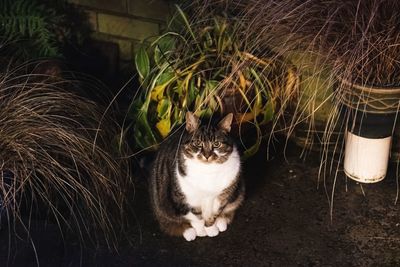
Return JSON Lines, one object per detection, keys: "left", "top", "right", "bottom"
{"left": 150, "top": 112, "right": 244, "bottom": 241}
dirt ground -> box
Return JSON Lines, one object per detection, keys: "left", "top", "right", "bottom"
{"left": 1, "top": 141, "right": 400, "bottom": 267}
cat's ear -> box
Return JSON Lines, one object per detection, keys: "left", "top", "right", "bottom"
{"left": 185, "top": 111, "right": 199, "bottom": 133}
{"left": 218, "top": 113, "right": 234, "bottom": 133}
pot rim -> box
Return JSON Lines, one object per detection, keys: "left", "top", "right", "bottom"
{"left": 339, "top": 77, "right": 400, "bottom": 95}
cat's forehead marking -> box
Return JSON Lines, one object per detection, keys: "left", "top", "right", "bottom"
{"left": 191, "top": 125, "right": 226, "bottom": 140}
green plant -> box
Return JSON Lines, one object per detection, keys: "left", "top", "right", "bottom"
{"left": 132, "top": 6, "right": 296, "bottom": 157}
{"left": 0, "top": 0, "right": 89, "bottom": 60}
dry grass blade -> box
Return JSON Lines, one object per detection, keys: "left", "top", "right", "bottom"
{"left": 190, "top": 0, "right": 400, "bottom": 212}
{"left": 0, "top": 62, "right": 132, "bottom": 248}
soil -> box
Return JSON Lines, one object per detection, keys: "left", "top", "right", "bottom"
{"left": 1, "top": 141, "right": 400, "bottom": 267}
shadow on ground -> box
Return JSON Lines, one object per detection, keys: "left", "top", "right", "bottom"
{"left": 1, "top": 141, "right": 400, "bottom": 266}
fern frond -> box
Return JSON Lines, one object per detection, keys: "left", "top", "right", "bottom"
{"left": 0, "top": 0, "right": 64, "bottom": 58}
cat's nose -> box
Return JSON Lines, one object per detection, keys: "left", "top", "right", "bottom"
{"left": 203, "top": 154, "right": 212, "bottom": 161}
{"left": 202, "top": 149, "right": 212, "bottom": 160}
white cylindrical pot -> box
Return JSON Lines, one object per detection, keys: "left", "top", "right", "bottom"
{"left": 344, "top": 131, "right": 391, "bottom": 183}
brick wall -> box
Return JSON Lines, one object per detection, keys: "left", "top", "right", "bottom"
{"left": 68, "top": 0, "right": 172, "bottom": 71}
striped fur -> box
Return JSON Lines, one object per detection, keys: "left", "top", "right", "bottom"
{"left": 149, "top": 113, "right": 244, "bottom": 240}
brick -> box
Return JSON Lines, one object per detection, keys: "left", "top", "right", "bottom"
{"left": 68, "top": 0, "right": 127, "bottom": 13}
{"left": 127, "top": 0, "right": 171, "bottom": 21}
{"left": 132, "top": 40, "right": 141, "bottom": 55}
{"left": 98, "top": 13, "right": 159, "bottom": 40}
{"left": 85, "top": 10, "right": 98, "bottom": 31}
{"left": 91, "top": 32, "right": 134, "bottom": 61}
{"left": 115, "top": 39, "right": 133, "bottom": 60}
{"left": 119, "top": 59, "right": 136, "bottom": 75}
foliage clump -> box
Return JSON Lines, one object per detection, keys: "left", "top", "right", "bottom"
{"left": 0, "top": 0, "right": 89, "bottom": 60}
{"left": 131, "top": 6, "right": 297, "bottom": 156}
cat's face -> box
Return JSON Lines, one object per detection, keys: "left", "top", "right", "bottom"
{"left": 183, "top": 112, "right": 235, "bottom": 163}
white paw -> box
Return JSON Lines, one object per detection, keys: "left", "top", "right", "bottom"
{"left": 190, "top": 219, "right": 207, "bottom": 237}
{"left": 215, "top": 217, "right": 228, "bottom": 232}
{"left": 205, "top": 225, "right": 219, "bottom": 237}
{"left": 194, "top": 226, "right": 207, "bottom": 237}
{"left": 183, "top": 228, "right": 197, "bottom": 241}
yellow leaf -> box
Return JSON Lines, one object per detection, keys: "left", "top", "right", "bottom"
{"left": 285, "top": 66, "right": 299, "bottom": 101}
{"left": 156, "top": 118, "right": 171, "bottom": 138}
{"left": 238, "top": 71, "right": 247, "bottom": 91}
{"left": 151, "top": 84, "right": 168, "bottom": 101}
{"left": 183, "top": 72, "right": 193, "bottom": 94}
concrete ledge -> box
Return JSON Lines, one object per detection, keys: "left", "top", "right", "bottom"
{"left": 98, "top": 13, "right": 159, "bottom": 40}
{"left": 127, "top": 0, "right": 170, "bottom": 21}
{"left": 69, "top": 0, "right": 127, "bottom": 13}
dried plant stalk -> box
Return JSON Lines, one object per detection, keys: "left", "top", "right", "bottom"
{"left": 190, "top": 0, "right": 400, "bottom": 212}
{"left": 0, "top": 62, "right": 132, "bottom": 247}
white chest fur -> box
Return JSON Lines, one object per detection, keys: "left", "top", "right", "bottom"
{"left": 176, "top": 148, "right": 241, "bottom": 208}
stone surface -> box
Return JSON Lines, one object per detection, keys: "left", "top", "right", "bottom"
{"left": 2, "top": 141, "right": 400, "bottom": 266}
{"left": 92, "top": 32, "right": 133, "bottom": 60}
{"left": 115, "top": 39, "right": 134, "bottom": 60}
{"left": 68, "top": 0, "right": 168, "bottom": 65}
{"left": 85, "top": 10, "right": 98, "bottom": 31}
{"left": 127, "top": 0, "right": 171, "bottom": 21}
{"left": 98, "top": 13, "right": 159, "bottom": 40}
{"left": 68, "top": 0, "right": 127, "bottom": 13}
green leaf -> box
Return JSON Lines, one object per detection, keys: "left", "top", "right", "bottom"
{"left": 177, "top": 72, "right": 192, "bottom": 97}
{"left": 133, "top": 123, "right": 158, "bottom": 150}
{"left": 174, "top": 107, "right": 184, "bottom": 124}
{"left": 126, "top": 98, "right": 144, "bottom": 119}
{"left": 175, "top": 4, "right": 202, "bottom": 53}
{"left": 208, "top": 96, "right": 219, "bottom": 111}
{"left": 243, "top": 139, "right": 261, "bottom": 159}
{"left": 143, "top": 62, "right": 172, "bottom": 106}
{"left": 205, "top": 80, "right": 219, "bottom": 93}
{"left": 149, "top": 69, "right": 175, "bottom": 100}
{"left": 202, "top": 29, "right": 213, "bottom": 49}
{"left": 157, "top": 98, "right": 172, "bottom": 119}
{"left": 243, "top": 125, "right": 262, "bottom": 159}
{"left": 197, "top": 107, "right": 213, "bottom": 118}
{"left": 134, "top": 108, "right": 159, "bottom": 149}
{"left": 154, "top": 34, "right": 176, "bottom": 65}
{"left": 135, "top": 45, "right": 150, "bottom": 80}
{"left": 186, "top": 78, "right": 198, "bottom": 108}
{"left": 156, "top": 69, "right": 175, "bottom": 85}
{"left": 262, "top": 99, "right": 275, "bottom": 123}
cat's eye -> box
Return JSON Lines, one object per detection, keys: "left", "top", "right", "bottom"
{"left": 192, "top": 140, "right": 202, "bottom": 147}
{"left": 213, "top": 141, "right": 222, "bottom": 148}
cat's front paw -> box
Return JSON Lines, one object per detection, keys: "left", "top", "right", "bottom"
{"left": 205, "top": 225, "right": 219, "bottom": 237}
{"left": 190, "top": 220, "right": 207, "bottom": 237}
{"left": 215, "top": 217, "right": 228, "bottom": 232}
{"left": 194, "top": 226, "right": 207, "bottom": 237}
{"left": 183, "top": 228, "right": 197, "bottom": 241}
